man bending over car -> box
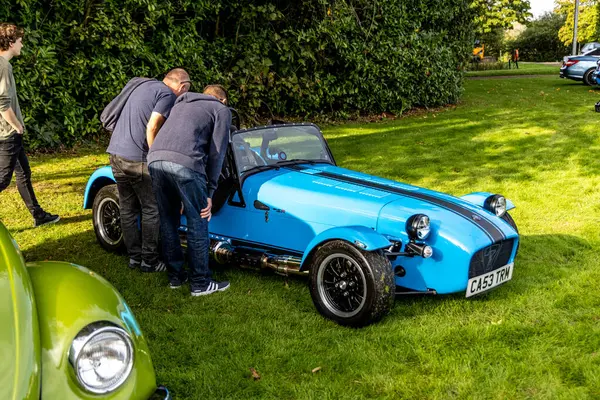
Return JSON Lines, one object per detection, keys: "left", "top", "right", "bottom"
{"left": 147, "top": 85, "right": 231, "bottom": 296}
{"left": 105, "top": 68, "right": 190, "bottom": 272}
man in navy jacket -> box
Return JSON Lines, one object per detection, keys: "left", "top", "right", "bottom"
{"left": 148, "top": 85, "right": 231, "bottom": 295}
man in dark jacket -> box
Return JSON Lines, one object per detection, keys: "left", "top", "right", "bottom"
{"left": 106, "top": 68, "right": 190, "bottom": 272}
{"left": 148, "top": 85, "right": 231, "bottom": 295}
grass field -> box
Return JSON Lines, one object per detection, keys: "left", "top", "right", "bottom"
{"left": 466, "top": 62, "right": 560, "bottom": 77}
{"left": 3, "top": 75, "right": 600, "bottom": 399}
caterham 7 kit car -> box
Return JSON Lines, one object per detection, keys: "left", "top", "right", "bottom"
{"left": 84, "top": 122, "right": 519, "bottom": 327}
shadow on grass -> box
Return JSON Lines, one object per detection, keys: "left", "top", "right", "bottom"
{"left": 12, "top": 214, "right": 91, "bottom": 234}
{"left": 21, "top": 228, "right": 592, "bottom": 324}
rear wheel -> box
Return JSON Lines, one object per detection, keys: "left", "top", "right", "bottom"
{"left": 92, "top": 185, "right": 125, "bottom": 252}
{"left": 309, "top": 240, "right": 394, "bottom": 327}
{"left": 583, "top": 68, "right": 596, "bottom": 86}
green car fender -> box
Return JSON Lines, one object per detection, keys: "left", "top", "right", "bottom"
{"left": 26, "top": 261, "right": 157, "bottom": 399}
{"left": 0, "top": 233, "right": 41, "bottom": 400}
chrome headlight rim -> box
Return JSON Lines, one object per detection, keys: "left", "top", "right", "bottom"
{"left": 484, "top": 194, "right": 507, "bottom": 217}
{"left": 69, "top": 322, "right": 134, "bottom": 394}
{"left": 406, "top": 214, "right": 431, "bottom": 240}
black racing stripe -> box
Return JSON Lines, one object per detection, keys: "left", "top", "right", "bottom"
{"left": 287, "top": 165, "right": 505, "bottom": 242}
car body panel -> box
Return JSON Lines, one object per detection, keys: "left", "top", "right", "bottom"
{"left": 0, "top": 224, "right": 41, "bottom": 400}
{"left": 300, "top": 226, "right": 392, "bottom": 267}
{"left": 83, "top": 165, "right": 115, "bottom": 209}
{"left": 560, "top": 53, "right": 600, "bottom": 82}
{"left": 26, "top": 261, "right": 158, "bottom": 399}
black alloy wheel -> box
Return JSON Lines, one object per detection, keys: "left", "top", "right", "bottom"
{"left": 92, "top": 185, "right": 125, "bottom": 252}
{"left": 309, "top": 240, "right": 394, "bottom": 327}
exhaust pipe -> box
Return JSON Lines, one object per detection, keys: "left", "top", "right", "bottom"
{"left": 210, "top": 240, "right": 307, "bottom": 277}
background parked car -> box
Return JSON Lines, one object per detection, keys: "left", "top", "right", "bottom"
{"left": 580, "top": 42, "right": 600, "bottom": 54}
{"left": 560, "top": 48, "right": 600, "bottom": 85}
{"left": 0, "top": 221, "right": 170, "bottom": 399}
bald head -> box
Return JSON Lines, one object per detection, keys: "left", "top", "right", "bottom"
{"left": 163, "top": 68, "right": 190, "bottom": 97}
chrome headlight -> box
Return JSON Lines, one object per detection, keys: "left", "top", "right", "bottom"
{"left": 484, "top": 194, "right": 506, "bottom": 217}
{"left": 69, "top": 323, "right": 134, "bottom": 394}
{"left": 406, "top": 214, "right": 431, "bottom": 240}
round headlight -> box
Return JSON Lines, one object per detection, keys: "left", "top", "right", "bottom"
{"left": 69, "top": 323, "right": 134, "bottom": 394}
{"left": 484, "top": 194, "right": 506, "bottom": 217}
{"left": 406, "top": 214, "right": 431, "bottom": 240}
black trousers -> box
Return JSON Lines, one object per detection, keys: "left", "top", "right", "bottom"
{"left": 0, "top": 134, "right": 43, "bottom": 218}
{"left": 109, "top": 154, "right": 160, "bottom": 265}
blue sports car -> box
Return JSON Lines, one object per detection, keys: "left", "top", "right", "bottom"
{"left": 84, "top": 123, "right": 519, "bottom": 327}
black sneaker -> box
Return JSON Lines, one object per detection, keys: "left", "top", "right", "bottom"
{"left": 34, "top": 211, "right": 60, "bottom": 227}
{"left": 140, "top": 260, "right": 167, "bottom": 273}
{"left": 169, "top": 272, "right": 188, "bottom": 289}
{"left": 191, "top": 280, "right": 230, "bottom": 297}
{"left": 128, "top": 259, "right": 141, "bottom": 270}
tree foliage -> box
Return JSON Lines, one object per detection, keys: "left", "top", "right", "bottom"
{"left": 507, "top": 12, "right": 570, "bottom": 61}
{"left": 557, "top": 0, "right": 600, "bottom": 48}
{"left": 0, "top": 0, "right": 473, "bottom": 149}
{"left": 471, "top": 0, "right": 532, "bottom": 34}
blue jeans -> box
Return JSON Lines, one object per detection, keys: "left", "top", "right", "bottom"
{"left": 148, "top": 161, "right": 211, "bottom": 289}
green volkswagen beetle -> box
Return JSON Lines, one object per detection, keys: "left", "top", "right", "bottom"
{"left": 0, "top": 221, "right": 170, "bottom": 399}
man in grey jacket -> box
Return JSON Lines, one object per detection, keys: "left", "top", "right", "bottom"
{"left": 0, "top": 23, "right": 59, "bottom": 227}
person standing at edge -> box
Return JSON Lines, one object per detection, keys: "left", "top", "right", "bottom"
{"left": 0, "top": 23, "right": 59, "bottom": 227}
{"left": 106, "top": 68, "right": 190, "bottom": 272}
{"left": 147, "top": 85, "right": 231, "bottom": 296}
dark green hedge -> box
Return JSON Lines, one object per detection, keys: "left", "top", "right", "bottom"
{"left": 1, "top": 0, "right": 473, "bottom": 149}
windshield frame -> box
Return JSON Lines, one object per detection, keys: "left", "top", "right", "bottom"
{"left": 230, "top": 123, "right": 336, "bottom": 184}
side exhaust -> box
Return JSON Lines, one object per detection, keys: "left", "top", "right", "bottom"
{"left": 210, "top": 240, "right": 307, "bottom": 277}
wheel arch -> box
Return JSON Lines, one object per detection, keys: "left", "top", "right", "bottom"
{"left": 300, "top": 226, "right": 391, "bottom": 270}
{"left": 83, "top": 166, "right": 116, "bottom": 209}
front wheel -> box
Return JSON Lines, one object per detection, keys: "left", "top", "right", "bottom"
{"left": 309, "top": 240, "right": 394, "bottom": 327}
{"left": 92, "top": 184, "right": 125, "bottom": 252}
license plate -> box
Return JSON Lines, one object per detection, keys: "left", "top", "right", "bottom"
{"left": 466, "top": 263, "right": 513, "bottom": 298}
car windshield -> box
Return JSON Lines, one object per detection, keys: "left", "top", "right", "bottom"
{"left": 231, "top": 124, "right": 333, "bottom": 176}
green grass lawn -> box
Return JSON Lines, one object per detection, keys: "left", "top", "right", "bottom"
{"left": 466, "top": 62, "right": 560, "bottom": 77}
{"left": 3, "top": 75, "right": 600, "bottom": 399}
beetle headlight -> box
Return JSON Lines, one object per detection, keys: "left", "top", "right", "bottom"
{"left": 406, "top": 214, "right": 431, "bottom": 240}
{"left": 484, "top": 194, "right": 506, "bottom": 217}
{"left": 69, "top": 323, "right": 134, "bottom": 394}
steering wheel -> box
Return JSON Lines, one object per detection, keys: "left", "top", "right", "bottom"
{"left": 233, "top": 139, "right": 266, "bottom": 171}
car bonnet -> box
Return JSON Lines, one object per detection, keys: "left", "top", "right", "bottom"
{"left": 0, "top": 223, "right": 41, "bottom": 400}
{"left": 283, "top": 164, "right": 515, "bottom": 242}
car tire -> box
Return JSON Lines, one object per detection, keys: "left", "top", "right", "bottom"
{"left": 583, "top": 68, "right": 596, "bottom": 86}
{"left": 92, "top": 184, "right": 125, "bottom": 253}
{"left": 501, "top": 212, "right": 518, "bottom": 233}
{"left": 309, "top": 240, "right": 394, "bottom": 327}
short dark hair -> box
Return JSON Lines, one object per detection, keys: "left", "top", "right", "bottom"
{"left": 0, "top": 23, "right": 24, "bottom": 52}
{"left": 203, "top": 84, "right": 228, "bottom": 102}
